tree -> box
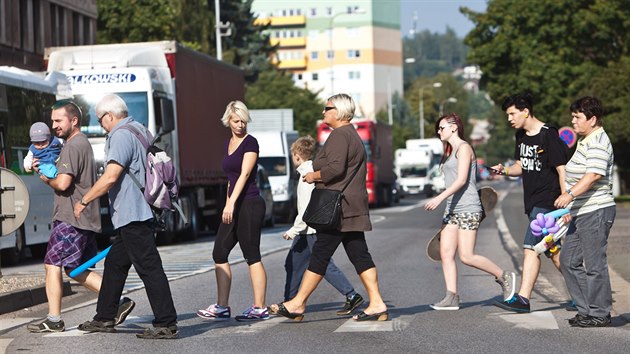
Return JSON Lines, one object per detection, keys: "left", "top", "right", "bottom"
{"left": 463, "top": 0, "right": 630, "bottom": 188}
{"left": 97, "top": 0, "right": 276, "bottom": 84}
{"left": 403, "top": 27, "right": 469, "bottom": 88}
{"left": 245, "top": 70, "right": 323, "bottom": 137}
{"left": 97, "top": 0, "right": 178, "bottom": 44}
{"left": 375, "top": 92, "right": 414, "bottom": 150}
{"left": 462, "top": 0, "right": 629, "bottom": 131}
{"left": 215, "top": 0, "right": 276, "bottom": 83}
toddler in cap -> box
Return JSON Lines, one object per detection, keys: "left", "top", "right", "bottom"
{"left": 23, "top": 122, "right": 64, "bottom": 179}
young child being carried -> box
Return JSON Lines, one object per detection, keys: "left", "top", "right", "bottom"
{"left": 279, "top": 136, "right": 363, "bottom": 316}
{"left": 23, "top": 122, "right": 63, "bottom": 179}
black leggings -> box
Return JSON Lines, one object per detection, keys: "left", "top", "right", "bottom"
{"left": 212, "top": 196, "right": 265, "bottom": 265}
{"left": 308, "top": 230, "right": 376, "bottom": 275}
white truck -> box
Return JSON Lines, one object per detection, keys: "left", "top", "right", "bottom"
{"left": 404, "top": 138, "right": 445, "bottom": 196}
{"left": 249, "top": 130, "right": 298, "bottom": 223}
{"left": 45, "top": 41, "right": 245, "bottom": 244}
{"left": 394, "top": 147, "right": 433, "bottom": 197}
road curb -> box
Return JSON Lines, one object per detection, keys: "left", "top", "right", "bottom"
{"left": 0, "top": 281, "right": 71, "bottom": 315}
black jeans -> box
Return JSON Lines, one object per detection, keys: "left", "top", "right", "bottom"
{"left": 308, "top": 230, "right": 376, "bottom": 276}
{"left": 94, "top": 220, "right": 177, "bottom": 327}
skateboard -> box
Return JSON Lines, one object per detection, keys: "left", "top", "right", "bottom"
{"left": 531, "top": 208, "right": 570, "bottom": 255}
{"left": 426, "top": 186, "right": 498, "bottom": 262}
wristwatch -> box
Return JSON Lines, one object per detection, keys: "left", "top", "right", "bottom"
{"left": 80, "top": 198, "right": 89, "bottom": 206}
{"left": 567, "top": 189, "right": 575, "bottom": 199}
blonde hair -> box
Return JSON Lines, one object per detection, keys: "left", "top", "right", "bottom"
{"left": 221, "top": 100, "right": 251, "bottom": 127}
{"left": 327, "top": 93, "right": 355, "bottom": 122}
{"left": 291, "top": 136, "right": 317, "bottom": 160}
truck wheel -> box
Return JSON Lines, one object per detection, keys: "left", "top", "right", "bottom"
{"left": 156, "top": 211, "right": 176, "bottom": 245}
{"left": 178, "top": 193, "right": 201, "bottom": 241}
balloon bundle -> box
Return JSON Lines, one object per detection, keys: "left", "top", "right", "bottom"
{"left": 530, "top": 213, "right": 561, "bottom": 239}
{"left": 531, "top": 208, "right": 570, "bottom": 255}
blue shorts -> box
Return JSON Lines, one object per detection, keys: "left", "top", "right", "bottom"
{"left": 524, "top": 206, "right": 562, "bottom": 256}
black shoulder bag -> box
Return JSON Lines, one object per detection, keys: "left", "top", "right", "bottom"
{"left": 302, "top": 166, "right": 360, "bottom": 231}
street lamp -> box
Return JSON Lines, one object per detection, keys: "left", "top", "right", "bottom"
{"left": 439, "top": 97, "right": 458, "bottom": 116}
{"left": 419, "top": 82, "right": 442, "bottom": 139}
{"left": 214, "top": 0, "right": 232, "bottom": 60}
{"left": 329, "top": 8, "right": 366, "bottom": 96}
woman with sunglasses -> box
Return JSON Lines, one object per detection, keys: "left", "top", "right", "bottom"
{"left": 271, "top": 93, "right": 388, "bottom": 322}
{"left": 424, "top": 113, "right": 515, "bottom": 310}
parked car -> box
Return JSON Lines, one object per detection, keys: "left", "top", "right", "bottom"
{"left": 256, "top": 165, "right": 275, "bottom": 227}
{"left": 424, "top": 164, "right": 445, "bottom": 197}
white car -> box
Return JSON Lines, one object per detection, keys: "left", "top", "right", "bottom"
{"left": 424, "top": 165, "right": 445, "bottom": 197}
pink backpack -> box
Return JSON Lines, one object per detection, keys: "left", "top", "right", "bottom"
{"left": 119, "top": 124, "right": 185, "bottom": 223}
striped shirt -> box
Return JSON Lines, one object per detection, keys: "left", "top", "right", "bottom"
{"left": 565, "top": 127, "right": 615, "bottom": 216}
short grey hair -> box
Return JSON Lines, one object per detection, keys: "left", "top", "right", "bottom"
{"left": 95, "top": 94, "right": 129, "bottom": 119}
{"left": 328, "top": 93, "right": 355, "bottom": 122}
{"left": 221, "top": 100, "right": 251, "bottom": 127}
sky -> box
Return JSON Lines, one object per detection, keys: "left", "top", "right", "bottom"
{"left": 399, "top": 0, "right": 488, "bottom": 38}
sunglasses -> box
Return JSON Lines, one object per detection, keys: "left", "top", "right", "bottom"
{"left": 324, "top": 106, "right": 336, "bottom": 112}
{"left": 438, "top": 124, "right": 451, "bottom": 131}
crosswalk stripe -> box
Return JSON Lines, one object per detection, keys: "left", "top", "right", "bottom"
{"left": 490, "top": 310, "right": 559, "bottom": 330}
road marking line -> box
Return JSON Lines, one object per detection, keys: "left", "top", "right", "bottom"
{"left": 490, "top": 311, "right": 559, "bottom": 330}
{"left": 0, "top": 338, "right": 14, "bottom": 353}
{"left": 334, "top": 315, "right": 411, "bottom": 332}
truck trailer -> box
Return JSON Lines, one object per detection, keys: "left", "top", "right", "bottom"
{"left": 317, "top": 119, "right": 395, "bottom": 207}
{"left": 45, "top": 41, "right": 245, "bottom": 244}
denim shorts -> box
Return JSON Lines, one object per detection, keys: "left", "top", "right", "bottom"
{"left": 442, "top": 212, "right": 483, "bottom": 230}
{"left": 524, "top": 206, "right": 561, "bottom": 256}
{"left": 44, "top": 220, "right": 98, "bottom": 269}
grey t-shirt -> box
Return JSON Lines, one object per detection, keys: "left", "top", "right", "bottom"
{"left": 53, "top": 132, "right": 102, "bottom": 232}
{"left": 105, "top": 117, "right": 154, "bottom": 229}
{"left": 443, "top": 144, "right": 482, "bottom": 214}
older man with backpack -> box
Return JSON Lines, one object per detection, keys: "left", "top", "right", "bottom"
{"left": 73, "top": 93, "right": 178, "bottom": 339}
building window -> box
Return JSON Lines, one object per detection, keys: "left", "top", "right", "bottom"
{"left": 347, "top": 50, "right": 360, "bottom": 59}
{"left": 310, "top": 8, "right": 317, "bottom": 16}
{"left": 296, "top": 73, "right": 303, "bottom": 80}
{"left": 347, "top": 27, "right": 359, "bottom": 37}
{"left": 326, "top": 7, "right": 333, "bottom": 16}
{"left": 312, "top": 73, "right": 319, "bottom": 81}
{"left": 348, "top": 71, "right": 361, "bottom": 80}
{"left": 327, "top": 50, "right": 334, "bottom": 59}
{"left": 311, "top": 51, "right": 318, "bottom": 60}
{"left": 347, "top": 6, "right": 360, "bottom": 14}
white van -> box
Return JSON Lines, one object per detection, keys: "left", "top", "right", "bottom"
{"left": 252, "top": 131, "right": 299, "bottom": 223}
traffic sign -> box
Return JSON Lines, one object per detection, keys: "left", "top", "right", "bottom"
{"left": 558, "top": 126, "right": 577, "bottom": 148}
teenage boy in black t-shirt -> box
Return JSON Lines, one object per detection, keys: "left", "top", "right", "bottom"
{"left": 491, "top": 92, "right": 569, "bottom": 313}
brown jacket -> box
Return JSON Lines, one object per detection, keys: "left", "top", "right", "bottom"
{"left": 313, "top": 124, "right": 372, "bottom": 232}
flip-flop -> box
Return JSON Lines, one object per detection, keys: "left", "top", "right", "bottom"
{"left": 272, "top": 303, "right": 304, "bottom": 322}
{"left": 353, "top": 311, "right": 389, "bottom": 321}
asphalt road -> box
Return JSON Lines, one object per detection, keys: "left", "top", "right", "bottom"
{"left": 1, "top": 182, "right": 628, "bottom": 353}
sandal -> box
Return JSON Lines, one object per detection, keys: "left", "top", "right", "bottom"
{"left": 271, "top": 303, "right": 304, "bottom": 322}
{"left": 353, "top": 311, "right": 389, "bottom": 322}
